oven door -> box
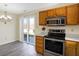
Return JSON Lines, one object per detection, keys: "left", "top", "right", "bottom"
{"left": 44, "top": 38, "right": 64, "bottom": 56}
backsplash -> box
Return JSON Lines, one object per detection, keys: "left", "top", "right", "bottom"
{"left": 66, "top": 25, "right": 79, "bottom": 39}
{"left": 47, "top": 26, "right": 65, "bottom": 30}
{"left": 35, "top": 26, "right": 48, "bottom": 36}
{"left": 66, "top": 25, "right": 79, "bottom": 34}
{"left": 66, "top": 34, "right": 79, "bottom": 39}
{"left": 36, "top": 25, "right": 79, "bottom": 39}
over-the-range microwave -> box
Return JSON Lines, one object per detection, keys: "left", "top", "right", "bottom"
{"left": 46, "top": 16, "right": 66, "bottom": 26}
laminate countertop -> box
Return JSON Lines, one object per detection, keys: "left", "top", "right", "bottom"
{"left": 65, "top": 37, "right": 79, "bottom": 42}
{"left": 36, "top": 34, "right": 79, "bottom": 42}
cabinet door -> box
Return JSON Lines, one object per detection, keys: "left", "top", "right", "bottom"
{"left": 47, "top": 9, "right": 56, "bottom": 17}
{"left": 39, "top": 11, "right": 47, "bottom": 25}
{"left": 36, "top": 36, "right": 44, "bottom": 54}
{"left": 65, "top": 41, "right": 76, "bottom": 56}
{"left": 76, "top": 42, "right": 79, "bottom": 56}
{"left": 55, "top": 7, "right": 67, "bottom": 16}
{"left": 78, "top": 4, "right": 79, "bottom": 24}
{"left": 67, "top": 4, "right": 79, "bottom": 25}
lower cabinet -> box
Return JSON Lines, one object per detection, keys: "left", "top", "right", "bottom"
{"left": 36, "top": 36, "right": 44, "bottom": 55}
{"left": 65, "top": 46, "right": 76, "bottom": 56}
{"left": 65, "top": 40, "right": 79, "bottom": 56}
{"left": 36, "top": 38, "right": 79, "bottom": 56}
{"left": 65, "top": 41, "right": 76, "bottom": 56}
{"left": 76, "top": 42, "right": 79, "bottom": 56}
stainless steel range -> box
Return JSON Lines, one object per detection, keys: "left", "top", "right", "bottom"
{"left": 44, "top": 29, "right": 65, "bottom": 56}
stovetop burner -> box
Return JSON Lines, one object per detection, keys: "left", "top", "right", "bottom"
{"left": 44, "top": 29, "right": 65, "bottom": 40}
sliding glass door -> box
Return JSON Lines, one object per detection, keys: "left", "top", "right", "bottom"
{"left": 23, "top": 16, "right": 35, "bottom": 45}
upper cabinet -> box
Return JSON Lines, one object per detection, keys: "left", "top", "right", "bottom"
{"left": 67, "top": 4, "right": 79, "bottom": 25}
{"left": 55, "top": 7, "right": 67, "bottom": 16}
{"left": 47, "top": 9, "right": 56, "bottom": 17}
{"left": 39, "top": 11, "right": 48, "bottom": 25}
{"left": 47, "top": 6, "right": 67, "bottom": 17}
{"left": 39, "top": 4, "right": 79, "bottom": 26}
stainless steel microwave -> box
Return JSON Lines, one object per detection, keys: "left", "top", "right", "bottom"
{"left": 46, "top": 16, "right": 66, "bottom": 26}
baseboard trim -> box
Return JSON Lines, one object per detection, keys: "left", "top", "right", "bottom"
{"left": 0, "top": 40, "right": 17, "bottom": 46}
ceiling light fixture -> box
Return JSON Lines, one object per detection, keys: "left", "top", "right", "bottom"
{"left": 0, "top": 4, "right": 13, "bottom": 24}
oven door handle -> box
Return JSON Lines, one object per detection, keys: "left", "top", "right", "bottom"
{"left": 45, "top": 38, "right": 65, "bottom": 42}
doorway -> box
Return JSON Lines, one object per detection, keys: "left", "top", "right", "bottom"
{"left": 23, "top": 16, "right": 35, "bottom": 46}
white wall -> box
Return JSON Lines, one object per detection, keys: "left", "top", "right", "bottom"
{"left": 0, "top": 15, "right": 18, "bottom": 45}
{"left": 19, "top": 16, "right": 24, "bottom": 42}
{"left": 15, "top": 16, "right": 20, "bottom": 41}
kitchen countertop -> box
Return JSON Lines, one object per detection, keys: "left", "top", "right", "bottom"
{"left": 36, "top": 34, "right": 79, "bottom": 42}
{"left": 65, "top": 37, "right": 79, "bottom": 42}
{"left": 36, "top": 35, "right": 45, "bottom": 37}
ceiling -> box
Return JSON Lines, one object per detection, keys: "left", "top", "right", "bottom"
{"left": 0, "top": 3, "right": 60, "bottom": 15}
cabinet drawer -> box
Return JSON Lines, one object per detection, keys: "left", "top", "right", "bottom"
{"left": 36, "top": 39, "right": 43, "bottom": 44}
{"left": 36, "top": 36, "right": 44, "bottom": 40}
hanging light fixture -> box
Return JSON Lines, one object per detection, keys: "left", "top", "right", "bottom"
{"left": 23, "top": 10, "right": 26, "bottom": 18}
{"left": 0, "top": 4, "right": 13, "bottom": 24}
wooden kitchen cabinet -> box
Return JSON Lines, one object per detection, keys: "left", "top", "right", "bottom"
{"left": 47, "top": 6, "right": 67, "bottom": 17}
{"left": 65, "top": 40, "right": 76, "bottom": 56}
{"left": 39, "top": 11, "right": 48, "bottom": 25}
{"left": 36, "top": 36, "right": 44, "bottom": 55}
{"left": 47, "top": 9, "right": 56, "bottom": 17}
{"left": 76, "top": 42, "right": 79, "bottom": 56}
{"left": 67, "top": 4, "right": 79, "bottom": 25}
{"left": 55, "top": 6, "right": 67, "bottom": 16}
{"left": 39, "top": 4, "right": 79, "bottom": 25}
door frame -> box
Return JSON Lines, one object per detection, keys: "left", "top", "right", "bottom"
{"left": 19, "top": 17, "right": 24, "bottom": 42}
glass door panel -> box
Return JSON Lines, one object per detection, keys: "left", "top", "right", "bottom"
{"left": 23, "top": 18, "right": 28, "bottom": 42}
{"left": 28, "top": 17, "right": 35, "bottom": 45}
